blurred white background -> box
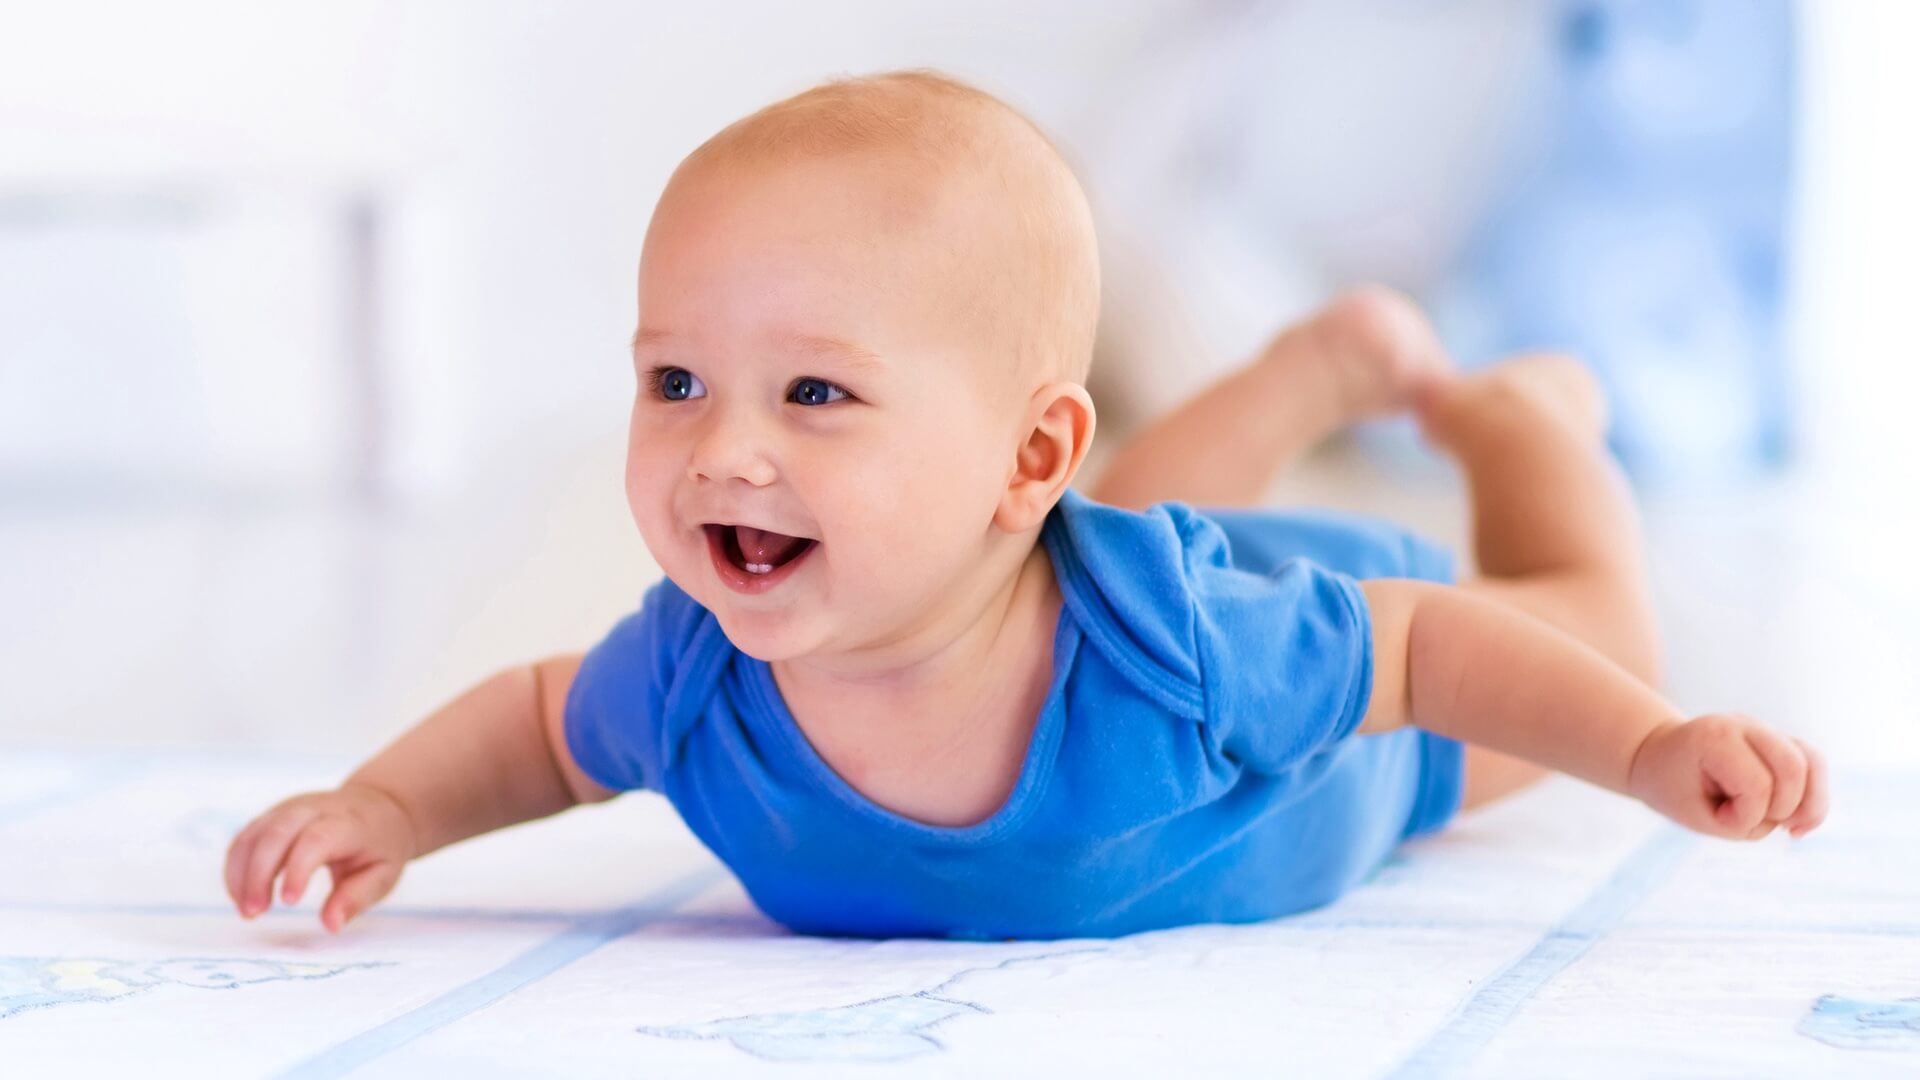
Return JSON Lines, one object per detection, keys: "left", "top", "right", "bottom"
{"left": 2, "top": 1, "right": 1916, "bottom": 769}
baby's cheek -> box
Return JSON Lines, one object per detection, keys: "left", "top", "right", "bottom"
{"left": 622, "top": 439, "right": 654, "bottom": 502}
{"left": 830, "top": 498, "right": 928, "bottom": 579}
{"left": 622, "top": 469, "right": 657, "bottom": 533}
{"left": 625, "top": 433, "right": 680, "bottom": 496}
{"left": 815, "top": 437, "right": 985, "bottom": 559}
{"left": 622, "top": 457, "right": 678, "bottom": 552}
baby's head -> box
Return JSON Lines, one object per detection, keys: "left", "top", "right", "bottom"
{"left": 627, "top": 70, "right": 1100, "bottom": 664}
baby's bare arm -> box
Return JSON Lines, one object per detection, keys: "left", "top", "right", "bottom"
{"left": 1358, "top": 579, "right": 1827, "bottom": 839}
{"left": 224, "top": 654, "right": 615, "bottom": 931}
{"left": 1358, "top": 580, "right": 1666, "bottom": 790}
{"left": 346, "top": 654, "right": 612, "bottom": 855}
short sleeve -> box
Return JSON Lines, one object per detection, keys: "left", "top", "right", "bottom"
{"left": 563, "top": 577, "right": 702, "bottom": 792}
{"left": 1183, "top": 515, "right": 1375, "bottom": 775}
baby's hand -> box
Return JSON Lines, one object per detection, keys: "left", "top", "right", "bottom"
{"left": 223, "top": 784, "right": 418, "bottom": 933}
{"left": 1627, "top": 714, "right": 1829, "bottom": 841}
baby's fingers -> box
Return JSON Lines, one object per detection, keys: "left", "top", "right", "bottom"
{"left": 1785, "top": 737, "right": 1830, "bottom": 837}
{"left": 280, "top": 821, "right": 351, "bottom": 907}
{"left": 322, "top": 861, "right": 402, "bottom": 934}
{"left": 240, "top": 813, "right": 319, "bottom": 917}
{"left": 223, "top": 822, "right": 261, "bottom": 910}
{"left": 1703, "top": 729, "right": 1772, "bottom": 837}
{"left": 1744, "top": 726, "right": 1808, "bottom": 826}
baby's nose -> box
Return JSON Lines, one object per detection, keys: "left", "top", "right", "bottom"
{"left": 687, "top": 412, "right": 777, "bottom": 487}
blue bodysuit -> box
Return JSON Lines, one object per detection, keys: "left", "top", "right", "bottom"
{"left": 565, "top": 488, "right": 1466, "bottom": 939}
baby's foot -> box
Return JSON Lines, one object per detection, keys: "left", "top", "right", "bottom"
{"left": 1264, "top": 285, "right": 1456, "bottom": 425}
{"left": 1416, "top": 352, "right": 1609, "bottom": 455}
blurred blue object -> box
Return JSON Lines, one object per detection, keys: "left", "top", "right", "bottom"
{"left": 1435, "top": 0, "right": 1795, "bottom": 484}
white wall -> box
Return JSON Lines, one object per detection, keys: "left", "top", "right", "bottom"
{"left": 1792, "top": 1, "right": 1920, "bottom": 512}
{"left": 1, "top": 0, "right": 1179, "bottom": 501}
{"left": 7, "top": 1, "right": 1920, "bottom": 758}
{"left": 4, "top": 0, "right": 1916, "bottom": 509}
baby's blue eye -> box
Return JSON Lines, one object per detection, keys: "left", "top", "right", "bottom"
{"left": 648, "top": 366, "right": 706, "bottom": 401}
{"left": 789, "top": 377, "right": 849, "bottom": 407}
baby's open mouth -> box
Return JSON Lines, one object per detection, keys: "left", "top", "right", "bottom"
{"left": 704, "top": 523, "right": 817, "bottom": 576}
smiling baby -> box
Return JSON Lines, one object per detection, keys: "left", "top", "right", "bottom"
{"left": 225, "top": 70, "right": 1826, "bottom": 939}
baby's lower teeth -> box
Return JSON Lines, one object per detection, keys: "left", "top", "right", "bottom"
{"left": 744, "top": 562, "right": 773, "bottom": 575}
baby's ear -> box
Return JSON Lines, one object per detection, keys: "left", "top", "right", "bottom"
{"left": 995, "top": 382, "right": 1095, "bottom": 533}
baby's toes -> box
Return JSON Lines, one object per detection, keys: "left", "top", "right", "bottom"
{"left": 1411, "top": 368, "right": 1480, "bottom": 451}
{"left": 1419, "top": 353, "right": 1610, "bottom": 451}
{"left": 1313, "top": 285, "right": 1452, "bottom": 417}
{"left": 1490, "top": 354, "right": 1610, "bottom": 438}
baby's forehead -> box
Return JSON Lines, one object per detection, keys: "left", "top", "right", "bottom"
{"left": 647, "top": 158, "right": 1025, "bottom": 326}
{"left": 681, "top": 149, "right": 974, "bottom": 248}
{"left": 648, "top": 71, "right": 1099, "bottom": 386}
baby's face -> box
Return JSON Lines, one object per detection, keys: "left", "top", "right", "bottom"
{"left": 627, "top": 154, "right": 1032, "bottom": 661}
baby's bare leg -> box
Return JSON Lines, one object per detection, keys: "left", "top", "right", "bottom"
{"left": 1417, "top": 355, "right": 1663, "bottom": 809}
{"left": 1090, "top": 287, "right": 1451, "bottom": 510}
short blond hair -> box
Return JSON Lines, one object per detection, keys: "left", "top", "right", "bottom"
{"left": 670, "top": 69, "right": 1099, "bottom": 387}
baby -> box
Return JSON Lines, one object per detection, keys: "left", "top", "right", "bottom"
{"left": 224, "top": 71, "right": 1827, "bottom": 939}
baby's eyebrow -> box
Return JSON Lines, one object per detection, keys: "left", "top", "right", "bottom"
{"left": 785, "top": 334, "right": 886, "bottom": 372}
{"left": 630, "top": 328, "right": 885, "bottom": 373}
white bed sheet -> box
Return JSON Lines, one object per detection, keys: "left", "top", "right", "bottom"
{"left": 1, "top": 746, "right": 1914, "bottom": 1078}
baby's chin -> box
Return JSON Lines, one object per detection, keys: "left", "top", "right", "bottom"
{"left": 716, "top": 622, "right": 811, "bottom": 663}
{"left": 692, "top": 589, "right": 828, "bottom": 663}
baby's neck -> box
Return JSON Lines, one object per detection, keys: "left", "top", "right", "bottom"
{"left": 768, "top": 539, "right": 1061, "bottom": 826}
